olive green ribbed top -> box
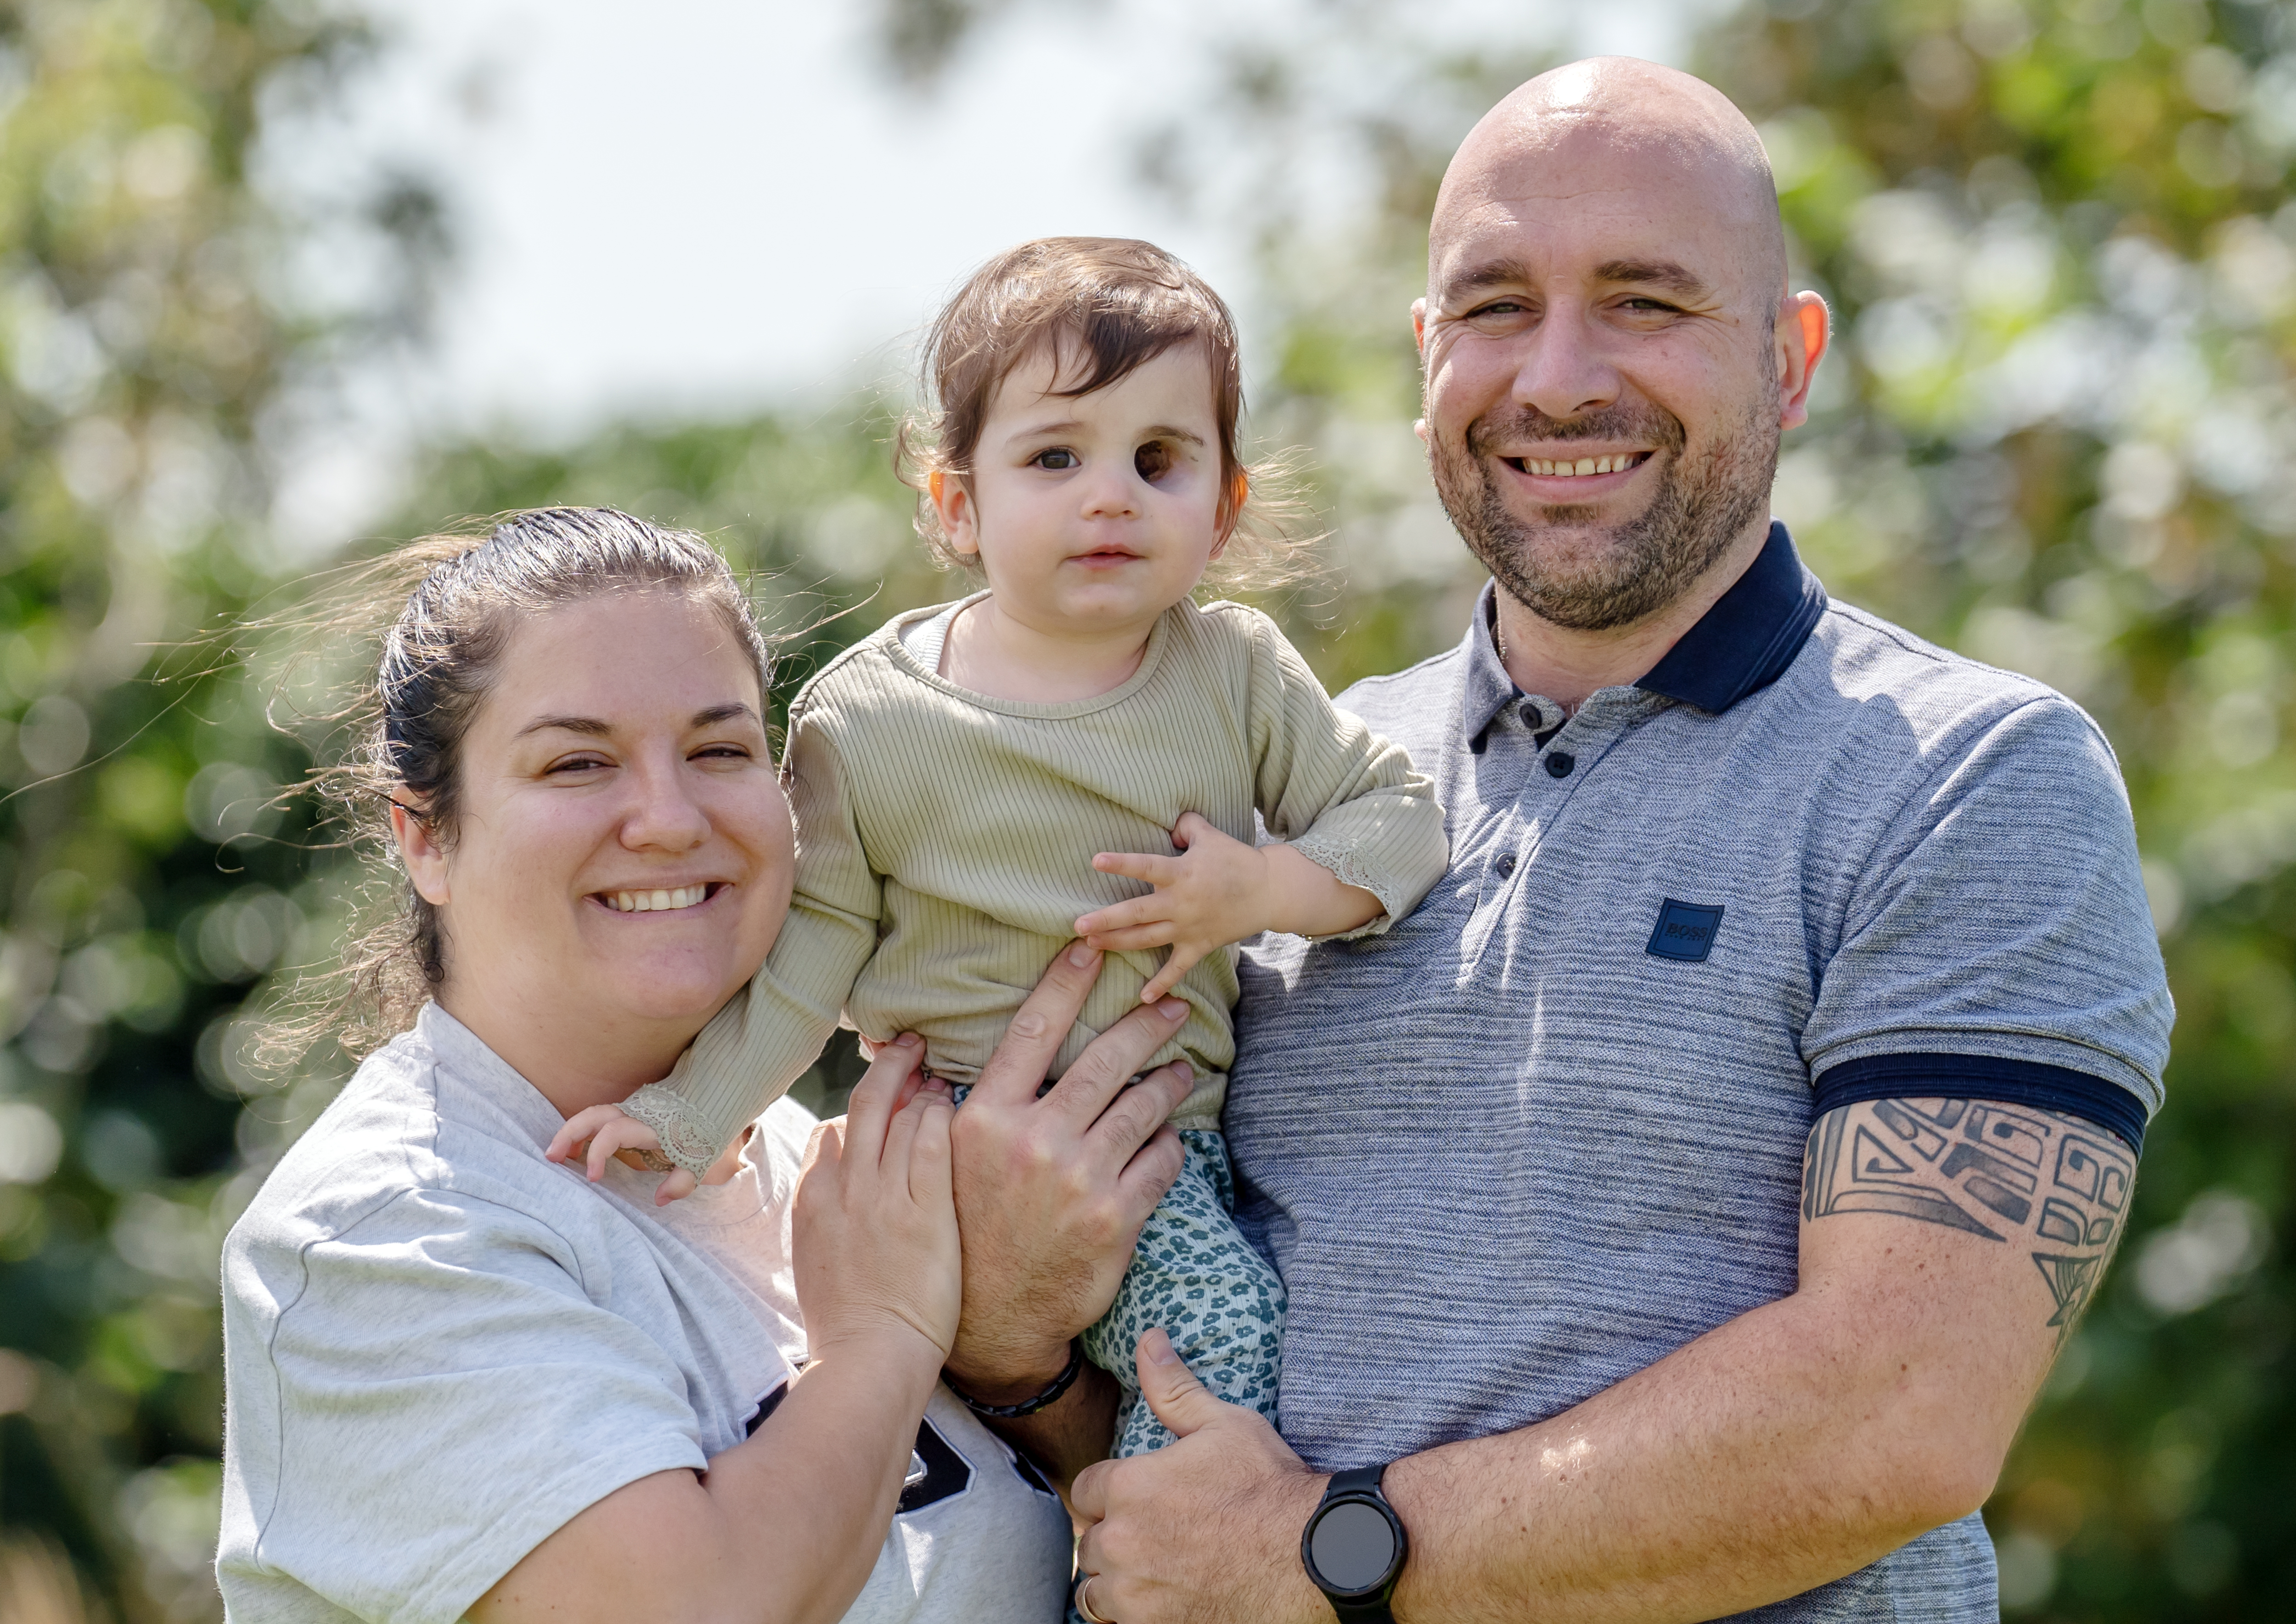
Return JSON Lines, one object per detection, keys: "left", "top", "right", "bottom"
{"left": 622, "top": 594, "right": 1447, "bottom": 1174}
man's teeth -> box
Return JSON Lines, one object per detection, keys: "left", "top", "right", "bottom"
{"left": 605, "top": 884, "right": 709, "bottom": 913}
{"left": 1521, "top": 453, "right": 1642, "bottom": 477}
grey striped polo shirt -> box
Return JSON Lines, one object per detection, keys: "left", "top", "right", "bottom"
{"left": 1226, "top": 523, "right": 2171, "bottom": 1622}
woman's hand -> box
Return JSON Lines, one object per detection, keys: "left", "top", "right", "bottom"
{"left": 793, "top": 1033, "right": 962, "bottom": 1362}
{"left": 480, "top": 1035, "right": 961, "bottom": 1624}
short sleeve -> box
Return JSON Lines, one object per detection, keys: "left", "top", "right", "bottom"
{"left": 224, "top": 1188, "right": 709, "bottom": 1624}
{"left": 1801, "top": 695, "right": 2173, "bottom": 1141}
{"left": 1235, "top": 608, "right": 1450, "bottom": 937}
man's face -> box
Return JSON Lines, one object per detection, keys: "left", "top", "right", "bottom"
{"left": 1416, "top": 119, "right": 1791, "bottom": 631}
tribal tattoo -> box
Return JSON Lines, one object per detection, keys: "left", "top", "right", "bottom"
{"left": 1803, "top": 1097, "right": 2135, "bottom": 1340}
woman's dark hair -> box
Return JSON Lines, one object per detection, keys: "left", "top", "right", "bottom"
{"left": 896, "top": 236, "right": 1315, "bottom": 588}
{"left": 289, "top": 506, "right": 771, "bottom": 1054}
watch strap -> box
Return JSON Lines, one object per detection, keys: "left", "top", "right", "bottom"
{"left": 1307, "top": 1462, "right": 1403, "bottom": 1624}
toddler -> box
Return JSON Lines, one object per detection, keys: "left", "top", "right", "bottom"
{"left": 550, "top": 237, "right": 1447, "bottom": 1461}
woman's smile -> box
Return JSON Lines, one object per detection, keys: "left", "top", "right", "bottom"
{"left": 594, "top": 880, "right": 730, "bottom": 914}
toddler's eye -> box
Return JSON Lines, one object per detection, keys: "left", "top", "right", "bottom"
{"left": 1135, "top": 441, "right": 1174, "bottom": 483}
{"left": 1033, "top": 448, "right": 1079, "bottom": 470}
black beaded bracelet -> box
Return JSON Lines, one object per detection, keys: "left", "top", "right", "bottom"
{"left": 944, "top": 1339, "right": 1086, "bottom": 1420}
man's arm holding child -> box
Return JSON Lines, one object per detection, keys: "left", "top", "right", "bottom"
{"left": 1064, "top": 1096, "right": 2133, "bottom": 1624}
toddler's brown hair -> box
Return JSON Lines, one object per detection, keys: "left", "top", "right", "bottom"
{"left": 899, "top": 236, "right": 1313, "bottom": 589}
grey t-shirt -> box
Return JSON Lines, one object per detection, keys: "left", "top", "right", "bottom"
{"left": 1228, "top": 534, "right": 2171, "bottom": 1621}
{"left": 219, "top": 1004, "right": 1071, "bottom": 1624}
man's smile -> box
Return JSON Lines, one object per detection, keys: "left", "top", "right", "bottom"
{"left": 1496, "top": 447, "right": 1656, "bottom": 500}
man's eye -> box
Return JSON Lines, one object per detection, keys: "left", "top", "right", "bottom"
{"left": 1033, "top": 448, "right": 1079, "bottom": 470}
{"left": 1621, "top": 298, "right": 1678, "bottom": 313}
{"left": 1134, "top": 441, "right": 1174, "bottom": 483}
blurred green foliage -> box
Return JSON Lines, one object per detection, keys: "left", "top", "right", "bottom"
{"left": 0, "top": 0, "right": 2288, "bottom": 1619}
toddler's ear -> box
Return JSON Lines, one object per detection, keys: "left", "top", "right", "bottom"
{"left": 929, "top": 469, "right": 980, "bottom": 557}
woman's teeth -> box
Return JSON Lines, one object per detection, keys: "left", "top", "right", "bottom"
{"left": 604, "top": 884, "right": 709, "bottom": 913}
{"left": 1520, "top": 453, "right": 1643, "bottom": 477}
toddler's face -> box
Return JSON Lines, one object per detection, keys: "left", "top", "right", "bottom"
{"left": 945, "top": 338, "right": 1229, "bottom": 639}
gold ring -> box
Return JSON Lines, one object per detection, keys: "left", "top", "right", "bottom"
{"left": 1074, "top": 1573, "right": 1115, "bottom": 1624}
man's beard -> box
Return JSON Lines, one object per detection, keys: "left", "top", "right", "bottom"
{"left": 1428, "top": 395, "right": 1779, "bottom": 633}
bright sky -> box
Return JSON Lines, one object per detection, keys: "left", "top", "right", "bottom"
{"left": 277, "top": 0, "right": 1711, "bottom": 542}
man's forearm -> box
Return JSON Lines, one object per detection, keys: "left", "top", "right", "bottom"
{"left": 1386, "top": 1288, "right": 1990, "bottom": 1621}
{"left": 1383, "top": 1142, "right": 2082, "bottom": 1621}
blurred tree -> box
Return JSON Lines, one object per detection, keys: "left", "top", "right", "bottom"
{"left": 0, "top": 2, "right": 440, "bottom": 1618}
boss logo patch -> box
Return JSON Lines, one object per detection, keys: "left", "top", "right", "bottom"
{"left": 1646, "top": 898, "right": 1724, "bottom": 962}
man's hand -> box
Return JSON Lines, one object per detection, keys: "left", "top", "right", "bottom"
{"left": 945, "top": 943, "right": 1193, "bottom": 1399}
{"left": 1071, "top": 1330, "right": 1329, "bottom": 1624}
{"left": 1079, "top": 813, "right": 1272, "bottom": 1003}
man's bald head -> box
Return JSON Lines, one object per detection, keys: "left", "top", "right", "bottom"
{"left": 1412, "top": 58, "right": 1829, "bottom": 639}
{"left": 1432, "top": 57, "right": 1786, "bottom": 303}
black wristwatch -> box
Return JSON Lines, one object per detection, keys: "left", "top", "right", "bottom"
{"left": 1301, "top": 1461, "right": 1408, "bottom": 1623}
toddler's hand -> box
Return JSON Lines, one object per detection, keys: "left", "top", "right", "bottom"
{"left": 547, "top": 1105, "right": 703, "bottom": 1205}
{"left": 1077, "top": 812, "right": 1269, "bottom": 1004}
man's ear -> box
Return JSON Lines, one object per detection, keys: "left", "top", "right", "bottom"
{"left": 390, "top": 798, "right": 451, "bottom": 906}
{"left": 1412, "top": 299, "right": 1434, "bottom": 444}
{"left": 928, "top": 468, "right": 979, "bottom": 557}
{"left": 1776, "top": 290, "right": 1831, "bottom": 433}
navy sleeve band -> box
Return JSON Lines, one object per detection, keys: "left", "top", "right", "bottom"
{"left": 1812, "top": 1053, "right": 2148, "bottom": 1154}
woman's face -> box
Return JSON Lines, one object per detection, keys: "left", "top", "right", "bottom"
{"left": 396, "top": 590, "right": 792, "bottom": 1086}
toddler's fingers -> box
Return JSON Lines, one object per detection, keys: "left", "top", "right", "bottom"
{"left": 582, "top": 1119, "right": 658, "bottom": 1182}
{"left": 547, "top": 1104, "right": 624, "bottom": 1163}
{"left": 1082, "top": 922, "right": 1178, "bottom": 953}
{"left": 1139, "top": 944, "right": 1206, "bottom": 1004}
{"left": 1092, "top": 850, "right": 1182, "bottom": 886}
{"left": 586, "top": 1126, "right": 630, "bottom": 1183}
{"left": 653, "top": 1168, "right": 698, "bottom": 1206}
{"left": 1171, "top": 811, "right": 1219, "bottom": 849}
{"left": 1075, "top": 893, "right": 1172, "bottom": 936}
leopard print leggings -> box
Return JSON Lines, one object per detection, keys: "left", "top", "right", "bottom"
{"left": 1080, "top": 1129, "right": 1286, "bottom": 1455}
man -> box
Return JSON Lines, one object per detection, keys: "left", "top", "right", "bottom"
{"left": 940, "top": 57, "right": 2170, "bottom": 1622}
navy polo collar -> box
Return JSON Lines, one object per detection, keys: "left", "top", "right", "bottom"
{"left": 1462, "top": 520, "right": 1829, "bottom": 746}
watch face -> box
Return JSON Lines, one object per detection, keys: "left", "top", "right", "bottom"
{"left": 1310, "top": 1499, "right": 1399, "bottom": 1594}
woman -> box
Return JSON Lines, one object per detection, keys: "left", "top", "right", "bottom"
{"left": 215, "top": 508, "right": 1176, "bottom": 1624}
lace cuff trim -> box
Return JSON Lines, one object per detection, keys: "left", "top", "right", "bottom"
{"left": 1288, "top": 837, "right": 1402, "bottom": 942}
{"left": 618, "top": 1083, "right": 726, "bottom": 1182}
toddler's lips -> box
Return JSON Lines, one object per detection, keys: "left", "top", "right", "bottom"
{"left": 594, "top": 882, "right": 724, "bottom": 914}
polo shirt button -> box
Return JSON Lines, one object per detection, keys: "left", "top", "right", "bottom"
{"left": 1545, "top": 751, "right": 1576, "bottom": 778}
{"left": 1494, "top": 850, "right": 1516, "bottom": 877}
